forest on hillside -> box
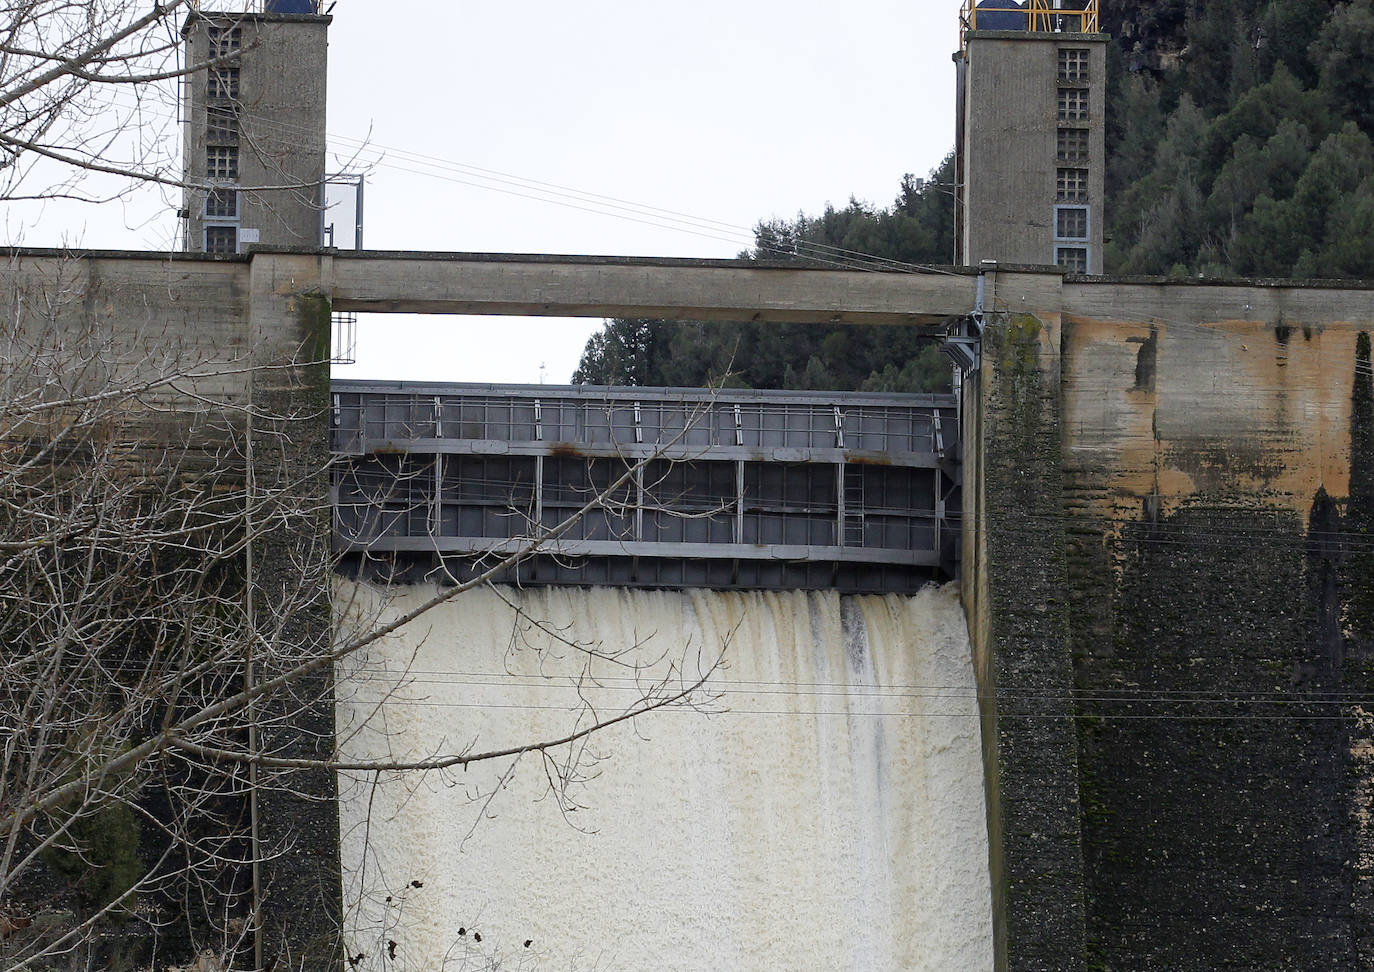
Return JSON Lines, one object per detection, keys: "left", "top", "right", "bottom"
{"left": 574, "top": 0, "right": 1374, "bottom": 391}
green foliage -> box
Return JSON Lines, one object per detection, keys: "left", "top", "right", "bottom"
{"left": 1217, "top": 119, "right": 1314, "bottom": 222}
{"left": 1230, "top": 192, "right": 1303, "bottom": 275}
{"left": 1105, "top": 0, "right": 1374, "bottom": 279}
{"left": 573, "top": 156, "right": 958, "bottom": 392}
{"left": 1105, "top": 71, "right": 1166, "bottom": 201}
{"left": 1199, "top": 64, "right": 1330, "bottom": 178}
{"left": 1257, "top": 0, "right": 1337, "bottom": 86}
{"left": 1320, "top": 175, "right": 1374, "bottom": 275}
{"left": 41, "top": 802, "right": 144, "bottom": 913}
{"left": 752, "top": 166, "right": 956, "bottom": 270}
{"left": 1229, "top": 122, "right": 1374, "bottom": 276}
{"left": 1312, "top": 0, "right": 1374, "bottom": 132}
{"left": 860, "top": 348, "right": 954, "bottom": 394}
{"left": 571, "top": 318, "right": 656, "bottom": 386}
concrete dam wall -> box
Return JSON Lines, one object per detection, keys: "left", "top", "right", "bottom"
{"left": 24, "top": 248, "right": 1374, "bottom": 968}
{"left": 962, "top": 279, "right": 1374, "bottom": 969}
{"left": 334, "top": 582, "right": 993, "bottom": 970}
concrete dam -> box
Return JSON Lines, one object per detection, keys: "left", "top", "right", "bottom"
{"left": 10, "top": 4, "right": 1361, "bottom": 966}
{"left": 329, "top": 382, "right": 988, "bottom": 968}
{"left": 11, "top": 245, "right": 1374, "bottom": 969}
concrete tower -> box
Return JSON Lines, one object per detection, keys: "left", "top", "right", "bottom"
{"left": 181, "top": 3, "right": 331, "bottom": 253}
{"left": 955, "top": 1, "right": 1107, "bottom": 272}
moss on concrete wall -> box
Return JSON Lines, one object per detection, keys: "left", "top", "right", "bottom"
{"left": 249, "top": 267, "right": 341, "bottom": 971}
{"left": 975, "top": 309, "right": 1088, "bottom": 970}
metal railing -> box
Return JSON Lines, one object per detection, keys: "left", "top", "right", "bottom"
{"left": 329, "top": 383, "right": 957, "bottom": 461}
{"left": 960, "top": 0, "right": 1100, "bottom": 38}
{"left": 189, "top": 1, "right": 266, "bottom": 10}
{"left": 188, "top": 1, "right": 323, "bottom": 13}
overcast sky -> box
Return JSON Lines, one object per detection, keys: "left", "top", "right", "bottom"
{"left": 14, "top": 0, "right": 959, "bottom": 384}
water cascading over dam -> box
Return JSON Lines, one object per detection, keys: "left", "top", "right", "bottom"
{"left": 335, "top": 581, "right": 993, "bottom": 970}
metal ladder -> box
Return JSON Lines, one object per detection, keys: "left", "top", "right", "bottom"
{"left": 842, "top": 467, "right": 865, "bottom": 547}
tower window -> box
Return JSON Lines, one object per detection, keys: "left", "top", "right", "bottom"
{"left": 208, "top": 66, "right": 239, "bottom": 100}
{"left": 1056, "top": 246, "right": 1089, "bottom": 273}
{"left": 205, "top": 225, "right": 239, "bottom": 254}
{"left": 1056, "top": 167, "right": 1088, "bottom": 202}
{"left": 1057, "top": 128, "right": 1089, "bottom": 163}
{"left": 1057, "top": 88, "right": 1089, "bottom": 122}
{"left": 1055, "top": 206, "right": 1089, "bottom": 240}
{"left": 208, "top": 25, "right": 242, "bottom": 58}
{"left": 206, "top": 105, "right": 238, "bottom": 144}
{"left": 205, "top": 188, "right": 238, "bottom": 219}
{"left": 207, "top": 146, "right": 239, "bottom": 180}
{"left": 1058, "top": 48, "right": 1089, "bottom": 82}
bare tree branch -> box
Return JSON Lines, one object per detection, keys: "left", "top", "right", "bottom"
{"left": 162, "top": 662, "right": 716, "bottom": 773}
{"left": 0, "top": 250, "right": 730, "bottom": 970}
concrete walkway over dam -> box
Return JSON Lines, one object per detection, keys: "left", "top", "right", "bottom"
{"left": 10, "top": 245, "right": 1374, "bottom": 334}
{"left": 314, "top": 248, "right": 1374, "bottom": 328}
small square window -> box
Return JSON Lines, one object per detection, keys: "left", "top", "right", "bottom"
{"left": 1058, "top": 48, "right": 1089, "bottom": 82}
{"left": 205, "top": 225, "right": 238, "bottom": 254}
{"left": 208, "top": 25, "right": 242, "bottom": 58}
{"left": 1056, "top": 167, "right": 1088, "bottom": 202}
{"left": 1057, "top": 128, "right": 1089, "bottom": 163}
{"left": 1056, "top": 206, "right": 1089, "bottom": 240}
{"left": 1056, "top": 246, "right": 1089, "bottom": 273}
{"left": 206, "top": 146, "right": 238, "bottom": 180}
{"left": 206, "top": 105, "right": 238, "bottom": 143}
{"left": 1057, "top": 88, "right": 1089, "bottom": 122}
{"left": 208, "top": 66, "right": 239, "bottom": 100}
{"left": 205, "top": 188, "right": 238, "bottom": 219}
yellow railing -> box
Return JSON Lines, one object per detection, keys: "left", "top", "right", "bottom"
{"left": 960, "top": 0, "right": 1100, "bottom": 36}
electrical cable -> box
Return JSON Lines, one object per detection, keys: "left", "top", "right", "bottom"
{"left": 87, "top": 89, "right": 1374, "bottom": 391}
{"left": 102, "top": 86, "right": 966, "bottom": 275}
{"left": 63, "top": 86, "right": 1374, "bottom": 574}
{"left": 12, "top": 40, "right": 1374, "bottom": 749}
{"left": 328, "top": 697, "right": 1373, "bottom": 722}
{"left": 56, "top": 641, "right": 1374, "bottom": 711}
{"left": 336, "top": 675, "right": 1374, "bottom": 708}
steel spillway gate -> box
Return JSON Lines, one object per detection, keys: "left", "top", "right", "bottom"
{"left": 331, "top": 381, "right": 961, "bottom": 593}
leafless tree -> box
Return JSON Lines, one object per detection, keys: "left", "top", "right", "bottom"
{"left": 0, "top": 254, "right": 724, "bottom": 971}
{"left": 1, "top": 0, "right": 207, "bottom": 204}
{"left": 0, "top": 0, "right": 359, "bottom": 232}
{"left": 0, "top": 9, "right": 726, "bottom": 967}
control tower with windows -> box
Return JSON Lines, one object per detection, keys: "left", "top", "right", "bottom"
{"left": 181, "top": 2, "right": 331, "bottom": 254}
{"left": 954, "top": 0, "right": 1106, "bottom": 273}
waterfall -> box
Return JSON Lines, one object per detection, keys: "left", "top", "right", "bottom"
{"left": 335, "top": 582, "right": 993, "bottom": 971}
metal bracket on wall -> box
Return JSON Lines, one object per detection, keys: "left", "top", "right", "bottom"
{"left": 939, "top": 273, "right": 986, "bottom": 374}
{"left": 940, "top": 315, "right": 982, "bottom": 373}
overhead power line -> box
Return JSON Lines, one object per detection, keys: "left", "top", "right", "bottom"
{"left": 110, "top": 88, "right": 966, "bottom": 276}
{"left": 102, "top": 91, "right": 1374, "bottom": 377}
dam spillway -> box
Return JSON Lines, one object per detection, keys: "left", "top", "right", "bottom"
{"left": 334, "top": 582, "right": 993, "bottom": 970}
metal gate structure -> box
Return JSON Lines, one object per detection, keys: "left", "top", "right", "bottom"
{"left": 332, "top": 381, "right": 961, "bottom": 593}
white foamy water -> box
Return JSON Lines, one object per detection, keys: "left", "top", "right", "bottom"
{"left": 335, "top": 583, "right": 992, "bottom": 971}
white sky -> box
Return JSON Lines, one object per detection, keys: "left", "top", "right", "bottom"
{"left": 10, "top": 0, "right": 959, "bottom": 384}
